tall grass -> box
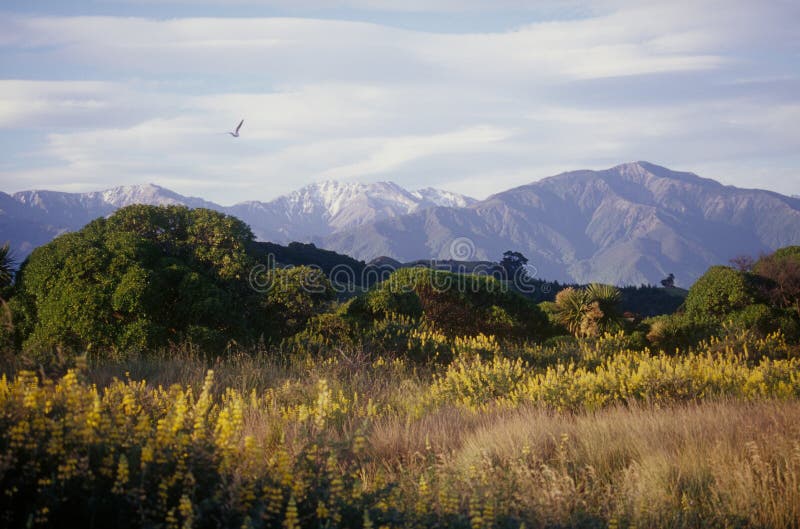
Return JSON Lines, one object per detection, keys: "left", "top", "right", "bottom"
{"left": 2, "top": 334, "right": 799, "bottom": 528}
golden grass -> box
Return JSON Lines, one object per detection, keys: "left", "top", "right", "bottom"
{"left": 2, "top": 337, "right": 800, "bottom": 528}
{"left": 365, "top": 400, "right": 800, "bottom": 528}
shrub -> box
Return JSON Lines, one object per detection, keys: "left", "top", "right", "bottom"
{"left": 552, "top": 284, "right": 623, "bottom": 337}
{"left": 753, "top": 245, "right": 800, "bottom": 317}
{"left": 684, "top": 266, "right": 757, "bottom": 320}
{"left": 352, "top": 268, "right": 551, "bottom": 341}
{"left": 645, "top": 313, "right": 717, "bottom": 352}
{"left": 264, "top": 266, "right": 335, "bottom": 337}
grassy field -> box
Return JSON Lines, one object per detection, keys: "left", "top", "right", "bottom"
{"left": 1, "top": 334, "right": 799, "bottom": 528}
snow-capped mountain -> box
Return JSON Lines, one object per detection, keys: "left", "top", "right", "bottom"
{"left": 94, "top": 183, "right": 218, "bottom": 210}
{"left": 412, "top": 188, "right": 477, "bottom": 209}
{"left": 228, "top": 181, "right": 431, "bottom": 242}
{"left": 6, "top": 163, "right": 800, "bottom": 285}
{"left": 1, "top": 180, "right": 476, "bottom": 259}
{"left": 323, "top": 162, "right": 800, "bottom": 285}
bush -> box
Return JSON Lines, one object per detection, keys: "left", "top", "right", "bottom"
{"left": 684, "top": 266, "right": 757, "bottom": 320}
{"left": 350, "top": 268, "right": 551, "bottom": 341}
{"left": 264, "top": 266, "right": 335, "bottom": 338}
{"left": 286, "top": 312, "right": 358, "bottom": 355}
{"left": 753, "top": 245, "right": 800, "bottom": 316}
{"left": 645, "top": 313, "right": 717, "bottom": 352}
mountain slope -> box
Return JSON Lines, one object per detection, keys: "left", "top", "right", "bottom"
{"left": 1, "top": 181, "right": 476, "bottom": 261}
{"left": 323, "top": 162, "right": 800, "bottom": 286}
{"left": 5, "top": 162, "right": 799, "bottom": 286}
{"left": 227, "top": 181, "right": 478, "bottom": 242}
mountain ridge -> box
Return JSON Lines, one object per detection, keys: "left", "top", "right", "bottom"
{"left": 1, "top": 179, "right": 477, "bottom": 260}
{"left": 321, "top": 162, "right": 800, "bottom": 285}
{"left": 3, "top": 162, "right": 799, "bottom": 286}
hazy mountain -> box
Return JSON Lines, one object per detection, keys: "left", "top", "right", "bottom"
{"left": 1, "top": 180, "right": 475, "bottom": 261}
{"left": 5, "top": 162, "right": 799, "bottom": 285}
{"left": 322, "top": 162, "right": 800, "bottom": 286}
{"left": 227, "top": 180, "right": 475, "bottom": 242}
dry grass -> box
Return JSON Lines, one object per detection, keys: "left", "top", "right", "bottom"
{"left": 366, "top": 400, "right": 800, "bottom": 528}
{"left": 6, "top": 344, "right": 798, "bottom": 528}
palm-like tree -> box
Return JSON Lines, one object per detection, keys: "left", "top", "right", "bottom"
{"left": 553, "top": 283, "right": 622, "bottom": 337}
{"left": 584, "top": 283, "right": 623, "bottom": 335}
{"left": 553, "top": 287, "right": 590, "bottom": 336}
{"left": 0, "top": 243, "right": 13, "bottom": 288}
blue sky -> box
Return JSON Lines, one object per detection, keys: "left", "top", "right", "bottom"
{"left": 1, "top": 0, "right": 798, "bottom": 204}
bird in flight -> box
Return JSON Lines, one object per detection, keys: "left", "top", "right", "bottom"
{"left": 228, "top": 119, "right": 244, "bottom": 137}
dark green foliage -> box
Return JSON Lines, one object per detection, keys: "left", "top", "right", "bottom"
{"left": 724, "top": 304, "right": 800, "bottom": 341}
{"left": 619, "top": 284, "right": 687, "bottom": 317}
{"left": 14, "top": 205, "right": 268, "bottom": 357}
{"left": 264, "top": 266, "right": 335, "bottom": 337}
{"left": 0, "top": 242, "right": 13, "bottom": 289}
{"left": 347, "top": 268, "right": 551, "bottom": 341}
{"left": 285, "top": 312, "right": 358, "bottom": 355}
{"left": 500, "top": 250, "right": 528, "bottom": 278}
{"left": 753, "top": 246, "right": 800, "bottom": 316}
{"left": 249, "top": 241, "right": 369, "bottom": 288}
{"left": 645, "top": 313, "right": 717, "bottom": 353}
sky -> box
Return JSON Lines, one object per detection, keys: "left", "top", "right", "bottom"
{"left": 1, "top": 0, "right": 799, "bottom": 204}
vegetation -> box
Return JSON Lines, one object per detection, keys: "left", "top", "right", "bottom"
{"left": 0, "top": 242, "right": 13, "bottom": 289}
{"left": 249, "top": 241, "right": 369, "bottom": 289}
{"left": 753, "top": 245, "right": 800, "bottom": 316}
{"left": 2, "top": 206, "right": 800, "bottom": 528}
{"left": 1, "top": 332, "right": 799, "bottom": 529}
{"left": 344, "top": 267, "right": 550, "bottom": 340}
{"left": 551, "top": 283, "right": 623, "bottom": 338}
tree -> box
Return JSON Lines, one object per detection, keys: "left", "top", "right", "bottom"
{"left": 660, "top": 273, "right": 675, "bottom": 288}
{"left": 729, "top": 255, "right": 755, "bottom": 272}
{"left": 553, "top": 283, "right": 622, "bottom": 337}
{"left": 15, "top": 205, "right": 272, "bottom": 355}
{"left": 0, "top": 243, "right": 13, "bottom": 289}
{"left": 500, "top": 251, "right": 529, "bottom": 279}
{"left": 553, "top": 287, "right": 589, "bottom": 336}
{"left": 752, "top": 246, "right": 800, "bottom": 317}
{"left": 582, "top": 283, "right": 623, "bottom": 336}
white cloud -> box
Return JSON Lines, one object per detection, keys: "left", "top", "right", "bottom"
{"left": 0, "top": 1, "right": 798, "bottom": 201}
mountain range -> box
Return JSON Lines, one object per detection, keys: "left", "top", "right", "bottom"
{"left": 3, "top": 162, "right": 799, "bottom": 286}
{"left": 0, "top": 179, "right": 475, "bottom": 260}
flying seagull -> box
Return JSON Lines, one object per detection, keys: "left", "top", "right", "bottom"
{"left": 228, "top": 119, "right": 244, "bottom": 137}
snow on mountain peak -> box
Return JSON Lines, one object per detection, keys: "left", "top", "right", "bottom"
{"left": 412, "top": 187, "right": 477, "bottom": 208}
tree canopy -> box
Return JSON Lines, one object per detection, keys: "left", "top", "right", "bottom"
{"left": 346, "top": 267, "right": 551, "bottom": 340}
{"left": 14, "top": 205, "right": 270, "bottom": 354}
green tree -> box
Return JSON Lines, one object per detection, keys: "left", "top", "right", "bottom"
{"left": 500, "top": 250, "right": 529, "bottom": 279}
{"left": 15, "top": 206, "right": 271, "bottom": 356}
{"left": 263, "top": 266, "right": 335, "bottom": 337}
{"left": 552, "top": 287, "right": 589, "bottom": 336}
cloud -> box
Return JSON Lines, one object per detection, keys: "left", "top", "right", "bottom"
{"left": 99, "top": 0, "right": 592, "bottom": 14}
{"left": 1, "top": 5, "right": 739, "bottom": 82}
{"left": 0, "top": 80, "right": 177, "bottom": 130}
{"left": 0, "top": 1, "right": 798, "bottom": 201}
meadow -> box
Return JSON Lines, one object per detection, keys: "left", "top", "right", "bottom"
{"left": 2, "top": 332, "right": 799, "bottom": 529}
